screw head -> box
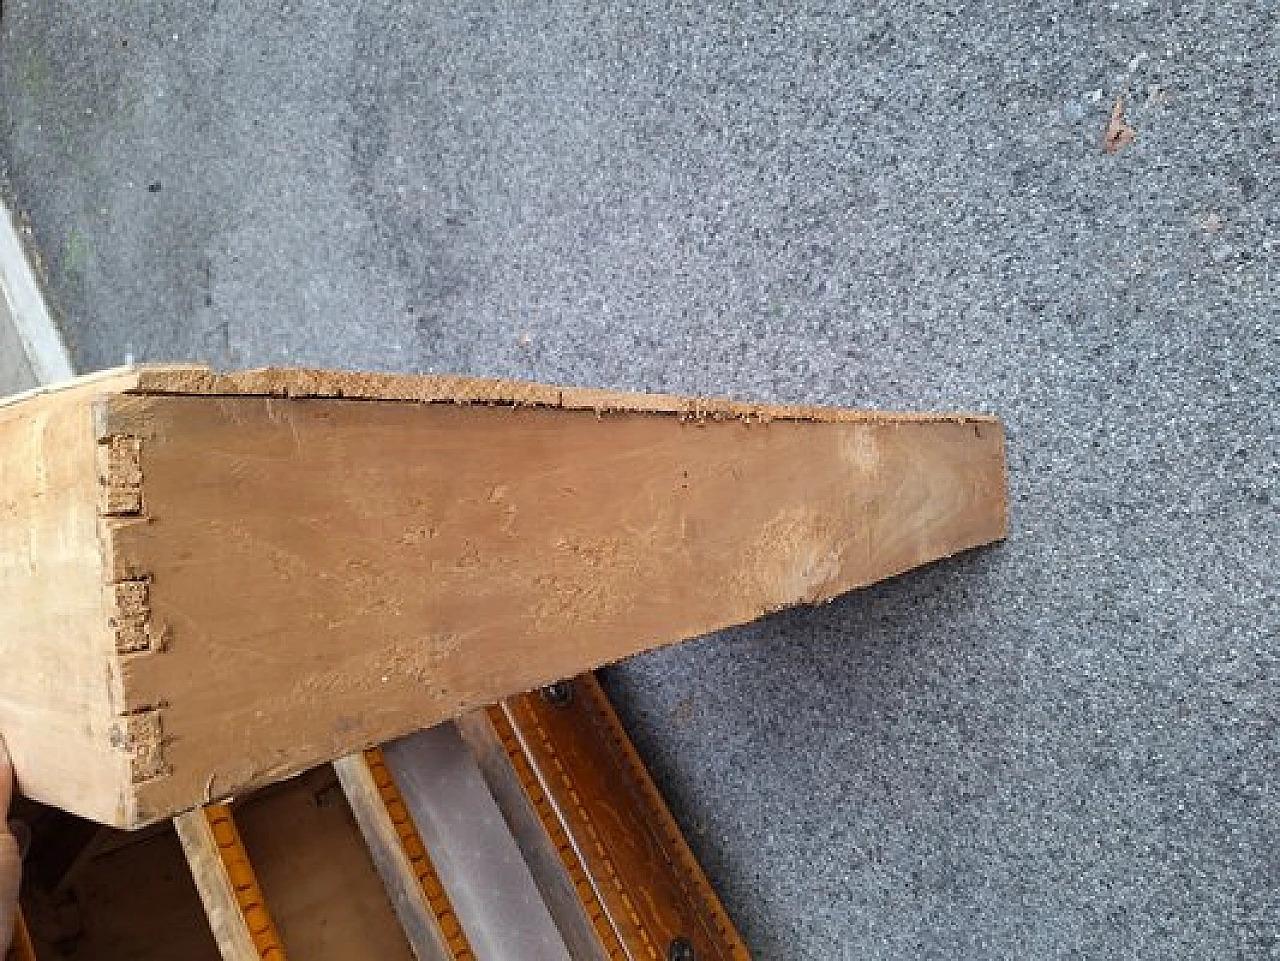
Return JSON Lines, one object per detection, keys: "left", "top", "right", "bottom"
{"left": 668, "top": 936, "right": 696, "bottom": 961}
{"left": 540, "top": 681, "right": 574, "bottom": 707}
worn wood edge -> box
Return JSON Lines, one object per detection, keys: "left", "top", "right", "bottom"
{"left": 119, "top": 364, "right": 999, "bottom": 425}
{"left": 174, "top": 807, "right": 267, "bottom": 961}
{"left": 333, "top": 753, "right": 461, "bottom": 961}
{"left": 0, "top": 363, "right": 1003, "bottom": 426}
{"left": 0, "top": 359, "right": 158, "bottom": 823}
{"left": 0, "top": 374, "right": 150, "bottom": 827}
{"left": 9, "top": 369, "right": 1006, "bottom": 828}
{"left": 455, "top": 710, "right": 614, "bottom": 961}
{"left": 92, "top": 393, "right": 174, "bottom": 822}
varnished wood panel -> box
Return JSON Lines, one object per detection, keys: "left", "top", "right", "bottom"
{"left": 233, "top": 767, "right": 416, "bottom": 961}
{"left": 485, "top": 676, "right": 751, "bottom": 960}
{"left": 0, "top": 374, "right": 141, "bottom": 825}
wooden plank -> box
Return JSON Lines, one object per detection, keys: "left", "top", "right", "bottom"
{"left": 0, "top": 372, "right": 145, "bottom": 826}
{"left": 334, "top": 750, "right": 472, "bottom": 961}
{"left": 174, "top": 806, "right": 278, "bottom": 961}
{"left": 111, "top": 393, "right": 1005, "bottom": 826}
{"left": 456, "top": 709, "right": 613, "bottom": 961}
{"left": 231, "top": 766, "right": 416, "bottom": 961}
{"left": 0, "top": 366, "right": 1006, "bottom": 826}
{"left": 478, "top": 676, "right": 751, "bottom": 961}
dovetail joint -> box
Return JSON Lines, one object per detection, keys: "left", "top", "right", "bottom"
{"left": 110, "top": 577, "right": 160, "bottom": 655}
{"left": 110, "top": 708, "right": 170, "bottom": 784}
{"left": 98, "top": 434, "right": 144, "bottom": 516}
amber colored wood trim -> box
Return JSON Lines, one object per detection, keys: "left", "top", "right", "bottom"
{"left": 487, "top": 674, "right": 752, "bottom": 961}
{"left": 334, "top": 750, "right": 476, "bottom": 961}
{"left": 175, "top": 805, "right": 286, "bottom": 961}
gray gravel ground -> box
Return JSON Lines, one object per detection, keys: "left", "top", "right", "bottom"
{"left": 1, "top": 1, "right": 1276, "bottom": 958}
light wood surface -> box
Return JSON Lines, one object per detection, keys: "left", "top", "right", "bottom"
{"left": 174, "top": 807, "right": 269, "bottom": 961}
{"left": 0, "top": 366, "right": 1007, "bottom": 827}
{"left": 0, "top": 373, "right": 140, "bottom": 825}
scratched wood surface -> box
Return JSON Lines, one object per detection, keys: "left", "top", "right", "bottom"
{"left": 0, "top": 372, "right": 142, "bottom": 825}
{"left": 0, "top": 366, "right": 1006, "bottom": 827}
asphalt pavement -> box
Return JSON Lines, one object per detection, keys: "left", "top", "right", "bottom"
{"left": 1, "top": 2, "right": 1275, "bottom": 957}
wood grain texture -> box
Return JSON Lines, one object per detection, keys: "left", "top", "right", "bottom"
{"left": 492, "top": 676, "right": 751, "bottom": 961}
{"left": 0, "top": 366, "right": 1006, "bottom": 827}
{"left": 174, "top": 807, "right": 269, "bottom": 961}
{"left": 124, "top": 365, "right": 995, "bottom": 425}
{"left": 0, "top": 372, "right": 143, "bottom": 825}
{"left": 334, "top": 750, "right": 468, "bottom": 961}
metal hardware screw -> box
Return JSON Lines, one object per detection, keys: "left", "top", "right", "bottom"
{"left": 540, "top": 681, "right": 574, "bottom": 707}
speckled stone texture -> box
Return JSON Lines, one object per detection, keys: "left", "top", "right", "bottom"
{"left": 0, "top": 298, "right": 36, "bottom": 390}
{"left": 0, "top": 1, "right": 1275, "bottom": 957}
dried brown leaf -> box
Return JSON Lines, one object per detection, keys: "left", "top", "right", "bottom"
{"left": 1103, "top": 94, "right": 1136, "bottom": 154}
